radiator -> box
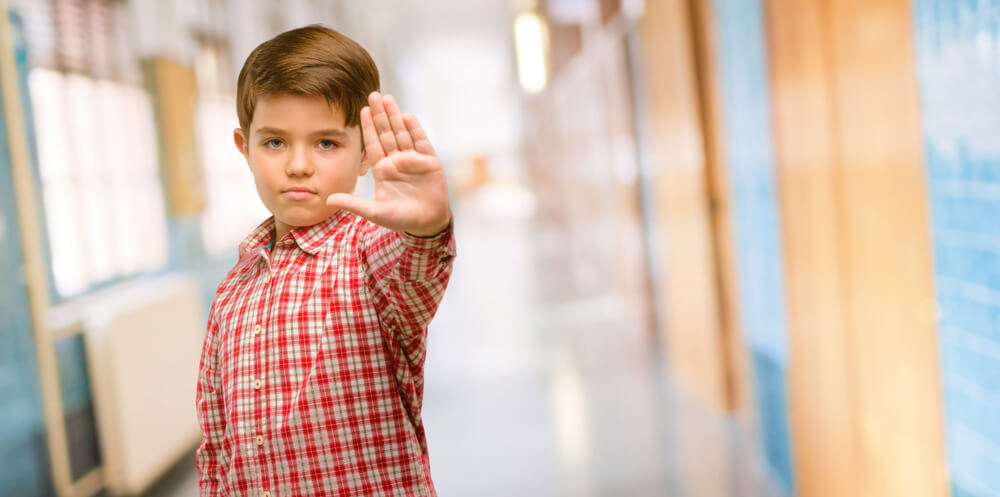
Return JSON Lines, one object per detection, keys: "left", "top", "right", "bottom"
{"left": 51, "top": 274, "right": 205, "bottom": 496}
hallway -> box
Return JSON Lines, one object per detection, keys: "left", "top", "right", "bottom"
{"left": 143, "top": 189, "right": 780, "bottom": 497}
{"left": 5, "top": 1, "right": 991, "bottom": 496}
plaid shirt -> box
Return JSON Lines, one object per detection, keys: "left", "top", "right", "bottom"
{"left": 196, "top": 210, "right": 455, "bottom": 497}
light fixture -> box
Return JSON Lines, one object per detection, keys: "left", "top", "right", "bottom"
{"left": 514, "top": 12, "right": 549, "bottom": 94}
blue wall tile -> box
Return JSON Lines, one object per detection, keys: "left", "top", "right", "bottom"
{"left": 712, "top": 0, "right": 795, "bottom": 494}
{"left": 914, "top": 1, "right": 1000, "bottom": 495}
{"left": 751, "top": 352, "right": 795, "bottom": 494}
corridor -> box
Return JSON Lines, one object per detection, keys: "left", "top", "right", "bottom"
{"left": 142, "top": 185, "right": 780, "bottom": 497}
{"left": 3, "top": 0, "right": 994, "bottom": 496}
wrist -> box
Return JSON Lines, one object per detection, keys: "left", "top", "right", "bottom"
{"left": 405, "top": 216, "right": 452, "bottom": 238}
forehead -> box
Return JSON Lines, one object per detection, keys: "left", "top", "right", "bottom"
{"left": 251, "top": 94, "right": 351, "bottom": 133}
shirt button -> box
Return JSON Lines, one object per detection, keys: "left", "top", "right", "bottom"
{"left": 256, "top": 435, "right": 264, "bottom": 446}
{"left": 263, "top": 492, "right": 271, "bottom": 497}
{"left": 283, "top": 239, "right": 294, "bottom": 246}
{"left": 254, "top": 379, "right": 262, "bottom": 390}
{"left": 254, "top": 325, "right": 261, "bottom": 335}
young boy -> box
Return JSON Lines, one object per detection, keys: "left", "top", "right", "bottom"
{"left": 195, "top": 25, "right": 455, "bottom": 497}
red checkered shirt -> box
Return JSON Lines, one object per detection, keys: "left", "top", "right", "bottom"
{"left": 196, "top": 210, "right": 456, "bottom": 497}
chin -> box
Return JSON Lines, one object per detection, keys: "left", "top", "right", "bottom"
{"left": 282, "top": 210, "right": 333, "bottom": 227}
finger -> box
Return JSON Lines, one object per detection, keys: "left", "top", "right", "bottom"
{"left": 326, "top": 192, "right": 378, "bottom": 222}
{"left": 403, "top": 112, "right": 435, "bottom": 156}
{"left": 382, "top": 94, "right": 414, "bottom": 151}
{"left": 368, "top": 92, "right": 398, "bottom": 155}
{"left": 360, "top": 106, "right": 385, "bottom": 164}
{"left": 389, "top": 150, "right": 436, "bottom": 175}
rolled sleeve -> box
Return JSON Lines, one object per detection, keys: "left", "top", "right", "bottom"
{"left": 360, "top": 219, "right": 456, "bottom": 341}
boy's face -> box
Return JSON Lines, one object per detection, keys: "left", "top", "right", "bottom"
{"left": 234, "top": 94, "right": 367, "bottom": 241}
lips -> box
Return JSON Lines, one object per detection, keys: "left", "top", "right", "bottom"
{"left": 282, "top": 187, "right": 316, "bottom": 200}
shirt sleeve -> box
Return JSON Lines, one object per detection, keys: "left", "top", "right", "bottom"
{"left": 195, "top": 307, "right": 228, "bottom": 496}
{"left": 359, "top": 219, "right": 457, "bottom": 363}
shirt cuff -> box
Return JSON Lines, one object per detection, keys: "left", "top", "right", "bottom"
{"left": 401, "top": 220, "right": 455, "bottom": 251}
{"left": 396, "top": 222, "right": 456, "bottom": 281}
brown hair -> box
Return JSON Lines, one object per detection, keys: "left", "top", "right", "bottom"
{"left": 236, "top": 25, "right": 380, "bottom": 132}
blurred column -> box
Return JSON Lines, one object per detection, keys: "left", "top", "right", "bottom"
{"left": 766, "top": 0, "right": 948, "bottom": 496}
{"left": 688, "top": 0, "right": 751, "bottom": 416}
{"left": 635, "top": 0, "right": 732, "bottom": 411}
{"left": 129, "top": 0, "right": 202, "bottom": 219}
{"left": 826, "top": 1, "right": 947, "bottom": 494}
{"left": 765, "top": 3, "right": 857, "bottom": 495}
{"left": 632, "top": 2, "right": 761, "bottom": 496}
{"left": 143, "top": 58, "right": 203, "bottom": 218}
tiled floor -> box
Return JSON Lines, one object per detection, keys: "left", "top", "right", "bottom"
{"left": 143, "top": 188, "right": 781, "bottom": 497}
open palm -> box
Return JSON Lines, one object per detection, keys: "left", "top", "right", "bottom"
{"left": 326, "top": 92, "right": 451, "bottom": 237}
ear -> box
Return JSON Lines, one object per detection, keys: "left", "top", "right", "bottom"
{"left": 233, "top": 128, "right": 250, "bottom": 166}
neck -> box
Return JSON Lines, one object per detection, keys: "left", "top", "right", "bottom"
{"left": 273, "top": 222, "right": 291, "bottom": 243}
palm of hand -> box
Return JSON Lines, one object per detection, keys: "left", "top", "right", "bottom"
{"left": 327, "top": 92, "right": 451, "bottom": 237}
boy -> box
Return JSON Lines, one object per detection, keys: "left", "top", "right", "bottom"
{"left": 195, "top": 25, "right": 455, "bottom": 497}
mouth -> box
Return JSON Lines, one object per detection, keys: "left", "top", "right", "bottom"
{"left": 282, "top": 187, "right": 316, "bottom": 201}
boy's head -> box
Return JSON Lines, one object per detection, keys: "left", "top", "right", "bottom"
{"left": 236, "top": 24, "right": 380, "bottom": 132}
{"left": 233, "top": 25, "right": 381, "bottom": 240}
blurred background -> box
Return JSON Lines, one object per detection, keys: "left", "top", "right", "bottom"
{"left": 0, "top": 0, "right": 997, "bottom": 496}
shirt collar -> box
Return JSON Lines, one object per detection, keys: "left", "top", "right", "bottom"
{"left": 237, "top": 217, "right": 275, "bottom": 258}
{"left": 237, "top": 210, "right": 351, "bottom": 258}
{"left": 290, "top": 209, "right": 351, "bottom": 255}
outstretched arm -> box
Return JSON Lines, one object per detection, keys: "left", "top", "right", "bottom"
{"left": 333, "top": 93, "right": 456, "bottom": 377}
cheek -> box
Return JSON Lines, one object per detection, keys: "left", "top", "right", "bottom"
{"left": 249, "top": 161, "right": 282, "bottom": 191}
{"left": 328, "top": 169, "right": 358, "bottom": 187}
{"left": 331, "top": 152, "right": 363, "bottom": 177}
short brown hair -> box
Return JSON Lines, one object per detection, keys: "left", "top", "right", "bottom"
{"left": 236, "top": 25, "right": 380, "bottom": 131}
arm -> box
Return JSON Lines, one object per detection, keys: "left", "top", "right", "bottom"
{"left": 360, "top": 220, "right": 456, "bottom": 342}
{"left": 329, "top": 91, "right": 456, "bottom": 359}
{"left": 328, "top": 91, "right": 455, "bottom": 369}
{"left": 195, "top": 310, "right": 227, "bottom": 496}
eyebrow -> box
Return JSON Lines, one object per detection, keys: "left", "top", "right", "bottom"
{"left": 255, "top": 127, "right": 349, "bottom": 139}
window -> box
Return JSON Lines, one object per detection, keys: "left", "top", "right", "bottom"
{"left": 13, "top": 0, "right": 169, "bottom": 299}
{"left": 30, "top": 69, "right": 167, "bottom": 296}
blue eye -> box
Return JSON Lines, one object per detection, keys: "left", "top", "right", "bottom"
{"left": 317, "top": 140, "right": 338, "bottom": 150}
{"left": 264, "top": 138, "right": 284, "bottom": 149}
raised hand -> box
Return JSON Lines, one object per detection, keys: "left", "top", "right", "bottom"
{"left": 326, "top": 92, "right": 451, "bottom": 237}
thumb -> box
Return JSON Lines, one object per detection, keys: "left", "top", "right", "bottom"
{"left": 326, "top": 193, "right": 378, "bottom": 222}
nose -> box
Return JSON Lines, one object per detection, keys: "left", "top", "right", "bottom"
{"left": 285, "top": 144, "right": 313, "bottom": 177}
